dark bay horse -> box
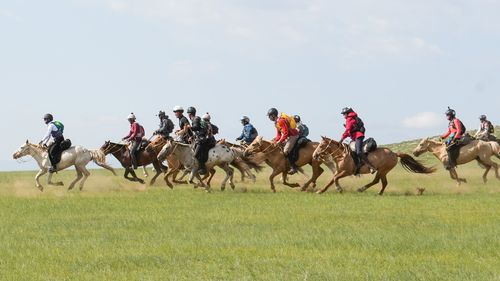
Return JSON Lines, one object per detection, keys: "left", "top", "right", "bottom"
{"left": 101, "top": 141, "right": 167, "bottom": 185}
{"left": 313, "top": 136, "right": 435, "bottom": 195}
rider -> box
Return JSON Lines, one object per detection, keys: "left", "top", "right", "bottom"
{"left": 236, "top": 116, "right": 258, "bottom": 145}
{"left": 202, "top": 113, "right": 219, "bottom": 137}
{"left": 40, "top": 113, "right": 65, "bottom": 173}
{"left": 267, "top": 108, "right": 299, "bottom": 175}
{"left": 173, "top": 106, "right": 192, "bottom": 143}
{"left": 339, "top": 107, "right": 377, "bottom": 175}
{"left": 153, "top": 110, "right": 174, "bottom": 139}
{"left": 440, "top": 107, "right": 465, "bottom": 170}
{"left": 122, "top": 113, "right": 144, "bottom": 170}
{"left": 288, "top": 115, "right": 311, "bottom": 174}
{"left": 190, "top": 107, "right": 216, "bottom": 175}
{"left": 474, "top": 115, "right": 495, "bottom": 141}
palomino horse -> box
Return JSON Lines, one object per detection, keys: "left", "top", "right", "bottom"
{"left": 100, "top": 141, "right": 167, "bottom": 185}
{"left": 243, "top": 136, "right": 336, "bottom": 193}
{"left": 313, "top": 136, "right": 435, "bottom": 195}
{"left": 413, "top": 138, "right": 500, "bottom": 185}
{"left": 157, "top": 139, "right": 239, "bottom": 191}
{"left": 13, "top": 140, "right": 116, "bottom": 191}
{"left": 145, "top": 136, "right": 192, "bottom": 188}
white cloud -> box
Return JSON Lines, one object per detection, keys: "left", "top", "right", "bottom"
{"left": 401, "top": 112, "right": 444, "bottom": 129}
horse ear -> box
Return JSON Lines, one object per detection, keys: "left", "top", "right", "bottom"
{"left": 26, "top": 139, "right": 29, "bottom": 144}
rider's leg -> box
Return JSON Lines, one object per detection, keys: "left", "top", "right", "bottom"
{"left": 284, "top": 135, "right": 299, "bottom": 174}
{"left": 130, "top": 140, "right": 140, "bottom": 169}
{"left": 48, "top": 137, "right": 63, "bottom": 173}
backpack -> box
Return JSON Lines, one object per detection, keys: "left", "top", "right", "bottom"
{"left": 137, "top": 123, "right": 145, "bottom": 138}
{"left": 52, "top": 121, "right": 64, "bottom": 133}
{"left": 166, "top": 118, "right": 174, "bottom": 134}
{"left": 250, "top": 126, "right": 258, "bottom": 138}
{"left": 487, "top": 121, "right": 494, "bottom": 134}
{"left": 353, "top": 116, "right": 366, "bottom": 134}
{"left": 280, "top": 113, "right": 297, "bottom": 129}
{"left": 451, "top": 119, "right": 466, "bottom": 135}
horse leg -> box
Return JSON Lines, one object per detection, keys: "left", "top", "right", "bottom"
{"left": 47, "top": 172, "right": 64, "bottom": 186}
{"left": 124, "top": 168, "right": 135, "bottom": 182}
{"left": 378, "top": 174, "right": 389, "bottom": 195}
{"left": 174, "top": 169, "right": 190, "bottom": 184}
{"left": 35, "top": 169, "right": 47, "bottom": 191}
{"left": 449, "top": 168, "right": 466, "bottom": 186}
{"left": 164, "top": 168, "right": 175, "bottom": 189}
{"left": 219, "top": 164, "right": 235, "bottom": 191}
{"left": 206, "top": 168, "right": 216, "bottom": 188}
{"left": 78, "top": 166, "right": 91, "bottom": 191}
{"left": 129, "top": 168, "right": 145, "bottom": 184}
{"left": 358, "top": 173, "right": 381, "bottom": 193}
{"left": 268, "top": 169, "right": 281, "bottom": 193}
{"left": 142, "top": 166, "right": 149, "bottom": 178}
{"left": 476, "top": 159, "right": 491, "bottom": 184}
{"left": 149, "top": 162, "right": 164, "bottom": 186}
{"left": 282, "top": 171, "right": 300, "bottom": 188}
{"left": 301, "top": 165, "right": 323, "bottom": 192}
{"left": 317, "top": 170, "right": 348, "bottom": 194}
{"left": 68, "top": 167, "right": 83, "bottom": 190}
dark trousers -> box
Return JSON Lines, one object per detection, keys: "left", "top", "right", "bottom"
{"left": 288, "top": 137, "right": 309, "bottom": 168}
{"left": 446, "top": 143, "right": 461, "bottom": 169}
{"left": 48, "top": 136, "right": 64, "bottom": 168}
{"left": 194, "top": 137, "right": 216, "bottom": 168}
{"left": 130, "top": 139, "right": 141, "bottom": 169}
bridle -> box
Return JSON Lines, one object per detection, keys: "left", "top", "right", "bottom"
{"left": 101, "top": 142, "right": 125, "bottom": 155}
{"left": 315, "top": 139, "right": 346, "bottom": 160}
{"left": 249, "top": 140, "right": 281, "bottom": 156}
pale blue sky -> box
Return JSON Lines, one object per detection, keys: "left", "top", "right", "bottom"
{"left": 2, "top": 0, "right": 499, "bottom": 171}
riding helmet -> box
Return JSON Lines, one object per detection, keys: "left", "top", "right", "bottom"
{"left": 267, "top": 108, "right": 278, "bottom": 117}
{"left": 187, "top": 107, "right": 197, "bottom": 114}
{"left": 294, "top": 115, "right": 301, "bottom": 123}
{"left": 479, "top": 115, "right": 487, "bottom": 120}
{"left": 341, "top": 107, "right": 353, "bottom": 115}
{"left": 445, "top": 107, "right": 456, "bottom": 117}
{"left": 241, "top": 116, "right": 250, "bottom": 123}
{"left": 127, "top": 113, "right": 136, "bottom": 120}
{"left": 202, "top": 112, "right": 211, "bottom": 121}
{"left": 43, "top": 113, "right": 54, "bottom": 123}
{"left": 158, "top": 110, "right": 166, "bottom": 117}
{"left": 173, "top": 105, "right": 184, "bottom": 113}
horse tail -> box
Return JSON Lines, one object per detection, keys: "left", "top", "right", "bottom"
{"left": 397, "top": 153, "right": 436, "bottom": 174}
{"left": 239, "top": 156, "right": 263, "bottom": 172}
{"left": 90, "top": 149, "right": 117, "bottom": 176}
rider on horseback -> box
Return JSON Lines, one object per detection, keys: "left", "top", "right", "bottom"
{"left": 267, "top": 108, "right": 299, "bottom": 175}
{"left": 236, "top": 116, "right": 258, "bottom": 145}
{"left": 202, "top": 113, "right": 219, "bottom": 137}
{"left": 173, "top": 106, "right": 192, "bottom": 144}
{"left": 288, "top": 115, "right": 311, "bottom": 174}
{"left": 339, "top": 107, "right": 377, "bottom": 175}
{"left": 474, "top": 115, "right": 496, "bottom": 141}
{"left": 154, "top": 110, "right": 174, "bottom": 139}
{"left": 190, "top": 107, "right": 216, "bottom": 175}
{"left": 40, "top": 113, "right": 65, "bottom": 173}
{"left": 122, "top": 113, "right": 144, "bottom": 170}
{"left": 441, "top": 107, "right": 466, "bottom": 169}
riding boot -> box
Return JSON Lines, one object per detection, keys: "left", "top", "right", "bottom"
{"left": 198, "top": 161, "right": 207, "bottom": 175}
{"left": 359, "top": 153, "right": 377, "bottom": 174}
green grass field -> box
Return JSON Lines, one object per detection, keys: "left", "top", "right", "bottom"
{"left": 1, "top": 136, "right": 499, "bottom": 281}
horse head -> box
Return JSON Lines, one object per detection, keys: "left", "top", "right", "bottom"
{"left": 413, "top": 138, "right": 432, "bottom": 157}
{"left": 243, "top": 136, "right": 264, "bottom": 157}
{"left": 313, "top": 136, "right": 342, "bottom": 161}
{"left": 13, "top": 140, "right": 32, "bottom": 159}
{"left": 146, "top": 136, "right": 168, "bottom": 153}
{"left": 157, "top": 139, "right": 174, "bottom": 162}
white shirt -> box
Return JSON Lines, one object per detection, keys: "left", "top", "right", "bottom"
{"left": 41, "top": 123, "right": 58, "bottom": 145}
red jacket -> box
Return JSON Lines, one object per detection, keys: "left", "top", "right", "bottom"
{"left": 275, "top": 117, "right": 298, "bottom": 143}
{"left": 124, "top": 122, "right": 145, "bottom": 141}
{"left": 340, "top": 111, "right": 365, "bottom": 141}
{"left": 441, "top": 118, "right": 463, "bottom": 140}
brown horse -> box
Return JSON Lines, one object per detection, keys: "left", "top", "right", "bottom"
{"left": 243, "top": 136, "right": 336, "bottom": 193}
{"left": 413, "top": 138, "right": 500, "bottom": 185}
{"left": 313, "top": 136, "right": 435, "bottom": 195}
{"left": 100, "top": 140, "right": 167, "bottom": 185}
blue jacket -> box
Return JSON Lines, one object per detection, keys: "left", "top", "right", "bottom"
{"left": 236, "top": 124, "right": 258, "bottom": 144}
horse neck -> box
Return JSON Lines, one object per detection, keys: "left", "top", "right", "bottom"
{"left": 109, "top": 144, "right": 128, "bottom": 162}
{"left": 260, "top": 141, "right": 285, "bottom": 163}
{"left": 28, "top": 145, "right": 48, "bottom": 168}
{"left": 427, "top": 141, "right": 446, "bottom": 159}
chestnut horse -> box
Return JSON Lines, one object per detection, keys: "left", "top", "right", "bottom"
{"left": 313, "top": 136, "right": 435, "bottom": 195}
{"left": 100, "top": 141, "right": 167, "bottom": 185}
{"left": 243, "top": 136, "right": 336, "bottom": 193}
{"left": 413, "top": 138, "right": 500, "bottom": 185}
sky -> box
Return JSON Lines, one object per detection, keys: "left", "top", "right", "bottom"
{"left": 2, "top": 0, "right": 499, "bottom": 171}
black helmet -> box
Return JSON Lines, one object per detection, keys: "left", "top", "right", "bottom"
{"left": 43, "top": 113, "right": 53, "bottom": 123}
{"left": 341, "top": 107, "right": 353, "bottom": 115}
{"left": 445, "top": 107, "right": 456, "bottom": 117}
{"left": 294, "top": 115, "right": 301, "bottom": 122}
{"left": 187, "top": 106, "right": 196, "bottom": 114}
{"left": 479, "top": 115, "right": 487, "bottom": 120}
{"left": 158, "top": 110, "right": 166, "bottom": 117}
{"left": 267, "top": 108, "right": 278, "bottom": 117}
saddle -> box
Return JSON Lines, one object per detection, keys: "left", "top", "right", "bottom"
{"left": 348, "top": 137, "right": 378, "bottom": 154}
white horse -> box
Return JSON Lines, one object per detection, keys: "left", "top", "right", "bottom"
{"left": 13, "top": 140, "right": 116, "bottom": 191}
{"left": 157, "top": 139, "right": 237, "bottom": 191}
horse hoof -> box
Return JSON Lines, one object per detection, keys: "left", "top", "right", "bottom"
{"left": 357, "top": 188, "right": 365, "bottom": 193}
{"left": 37, "top": 186, "right": 44, "bottom": 192}
{"left": 336, "top": 189, "right": 343, "bottom": 194}
{"left": 315, "top": 190, "right": 324, "bottom": 194}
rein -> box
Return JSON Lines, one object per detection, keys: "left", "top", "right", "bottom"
{"left": 102, "top": 142, "right": 125, "bottom": 155}
{"left": 316, "top": 139, "right": 346, "bottom": 160}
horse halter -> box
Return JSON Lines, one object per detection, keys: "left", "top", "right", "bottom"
{"left": 315, "top": 139, "right": 345, "bottom": 159}
{"left": 101, "top": 142, "right": 124, "bottom": 155}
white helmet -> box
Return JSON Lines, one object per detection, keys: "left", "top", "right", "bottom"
{"left": 173, "top": 105, "right": 184, "bottom": 112}
{"left": 202, "top": 113, "right": 211, "bottom": 121}
{"left": 127, "top": 113, "right": 136, "bottom": 120}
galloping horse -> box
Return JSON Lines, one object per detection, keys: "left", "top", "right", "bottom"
{"left": 413, "top": 138, "right": 500, "bottom": 185}
{"left": 13, "top": 140, "right": 116, "bottom": 191}
{"left": 157, "top": 139, "right": 241, "bottom": 191}
{"left": 100, "top": 141, "right": 166, "bottom": 185}
{"left": 243, "top": 136, "right": 336, "bottom": 193}
{"left": 217, "top": 139, "right": 263, "bottom": 183}
{"left": 313, "top": 136, "right": 435, "bottom": 195}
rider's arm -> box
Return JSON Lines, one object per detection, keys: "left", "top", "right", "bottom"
{"left": 441, "top": 127, "right": 452, "bottom": 139}
{"left": 41, "top": 123, "right": 57, "bottom": 145}
{"left": 340, "top": 119, "right": 353, "bottom": 142}
{"left": 277, "top": 119, "right": 289, "bottom": 143}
